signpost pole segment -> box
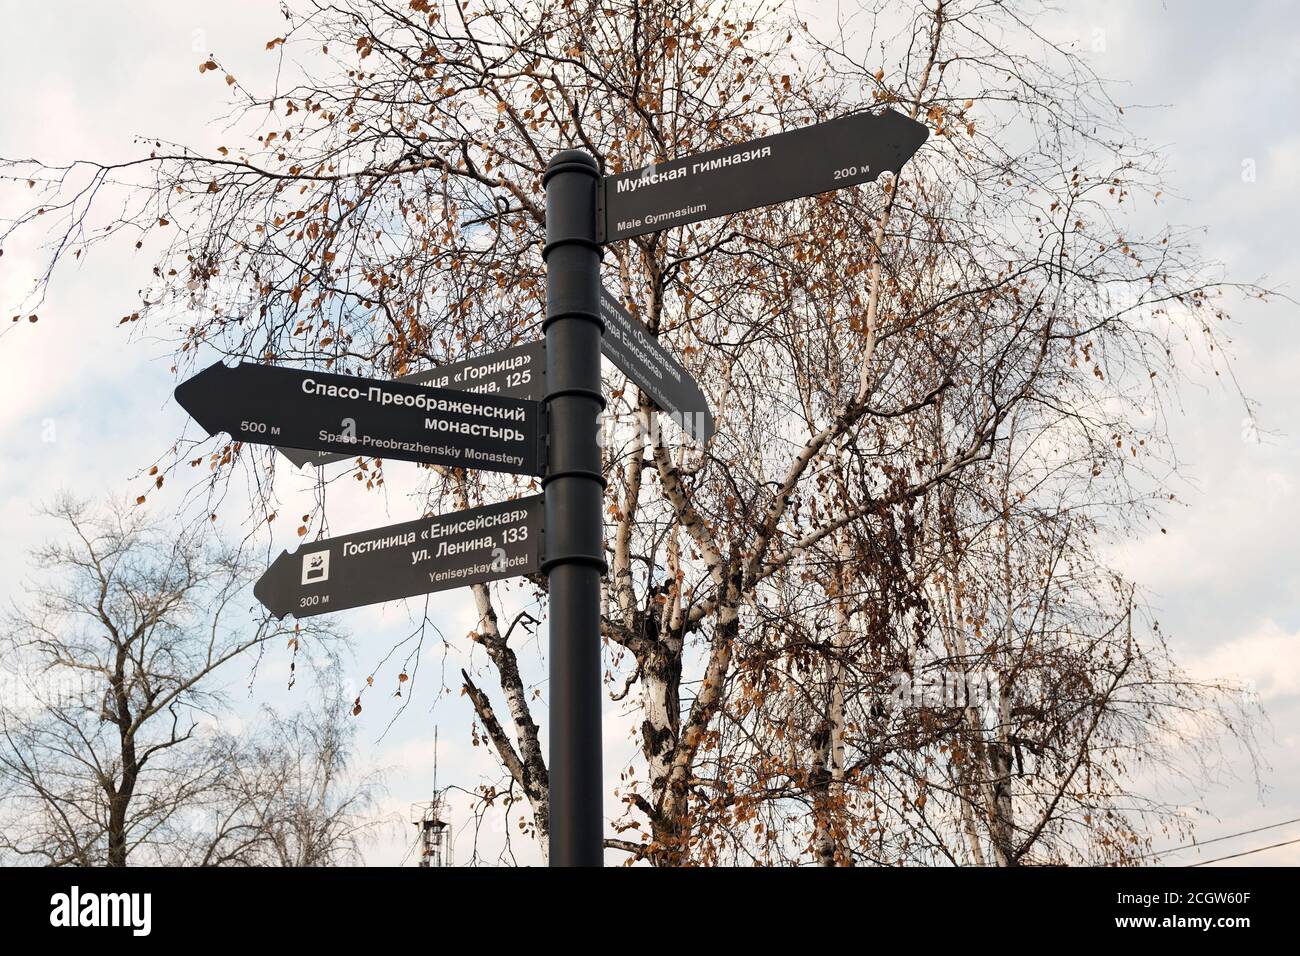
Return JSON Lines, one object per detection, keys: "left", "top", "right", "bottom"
{"left": 542, "top": 150, "right": 606, "bottom": 867}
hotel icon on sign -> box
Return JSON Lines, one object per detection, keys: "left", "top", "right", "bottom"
{"left": 301, "top": 550, "right": 330, "bottom": 585}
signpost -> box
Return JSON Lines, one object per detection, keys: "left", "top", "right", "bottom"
{"left": 176, "top": 361, "right": 544, "bottom": 476}
{"left": 174, "top": 108, "right": 927, "bottom": 869}
{"left": 253, "top": 496, "right": 544, "bottom": 619}
{"left": 601, "top": 109, "right": 928, "bottom": 243}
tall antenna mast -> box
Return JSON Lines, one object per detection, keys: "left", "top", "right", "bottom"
{"left": 414, "top": 726, "right": 450, "bottom": 867}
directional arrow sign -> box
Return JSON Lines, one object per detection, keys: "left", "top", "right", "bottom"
{"left": 276, "top": 340, "right": 546, "bottom": 468}
{"left": 254, "top": 495, "right": 544, "bottom": 618}
{"left": 282, "top": 299, "right": 717, "bottom": 464}
{"left": 602, "top": 109, "right": 928, "bottom": 243}
{"left": 176, "top": 361, "right": 543, "bottom": 475}
{"left": 407, "top": 339, "right": 545, "bottom": 400}
{"left": 599, "top": 288, "right": 715, "bottom": 443}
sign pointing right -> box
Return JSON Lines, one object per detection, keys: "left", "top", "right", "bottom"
{"left": 599, "top": 288, "right": 716, "bottom": 444}
{"left": 601, "top": 109, "right": 927, "bottom": 243}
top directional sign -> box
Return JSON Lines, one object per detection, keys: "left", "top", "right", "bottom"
{"left": 176, "top": 361, "right": 543, "bottom": 476}
{"left": 601, "top": 109, "right": 928, "bottom": 243}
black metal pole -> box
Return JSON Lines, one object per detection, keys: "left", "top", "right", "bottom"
{"left": 542, "top": 150, "right": 605, "bottom": 867}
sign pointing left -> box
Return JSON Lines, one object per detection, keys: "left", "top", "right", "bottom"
{"left": 274, "top": 340, "right": 547, "bottom": 469}
{"left": 255, "top": 495, "right": 544, "bottom": 619}
{"left": 175, "top": 361, "right": 544, "bottom": 475}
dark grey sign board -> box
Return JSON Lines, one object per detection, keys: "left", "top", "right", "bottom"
{"left": 175, "top": 361, "right": 544, "bottom": 476}
{"left": 598, "top": 288, "right": 715, "bottom": 443}
{"left": 282, "top": 302, "right": 717, "bottom": 462}
{"left": 601, "top": 109, "right": 928, "bottom": 243}
{"left": 254, "top": 495, "right": 544, "bottom": 618}
{"left": 276, "top": 341, "right": 545, "bottom": 468}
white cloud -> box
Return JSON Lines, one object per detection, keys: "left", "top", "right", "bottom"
{"left": 1188, "top": 620, "right": 1300, "bottom": 703}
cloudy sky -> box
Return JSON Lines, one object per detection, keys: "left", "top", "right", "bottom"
{"left": 0, "top": 0, "right": 1296, "bottom": 866}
